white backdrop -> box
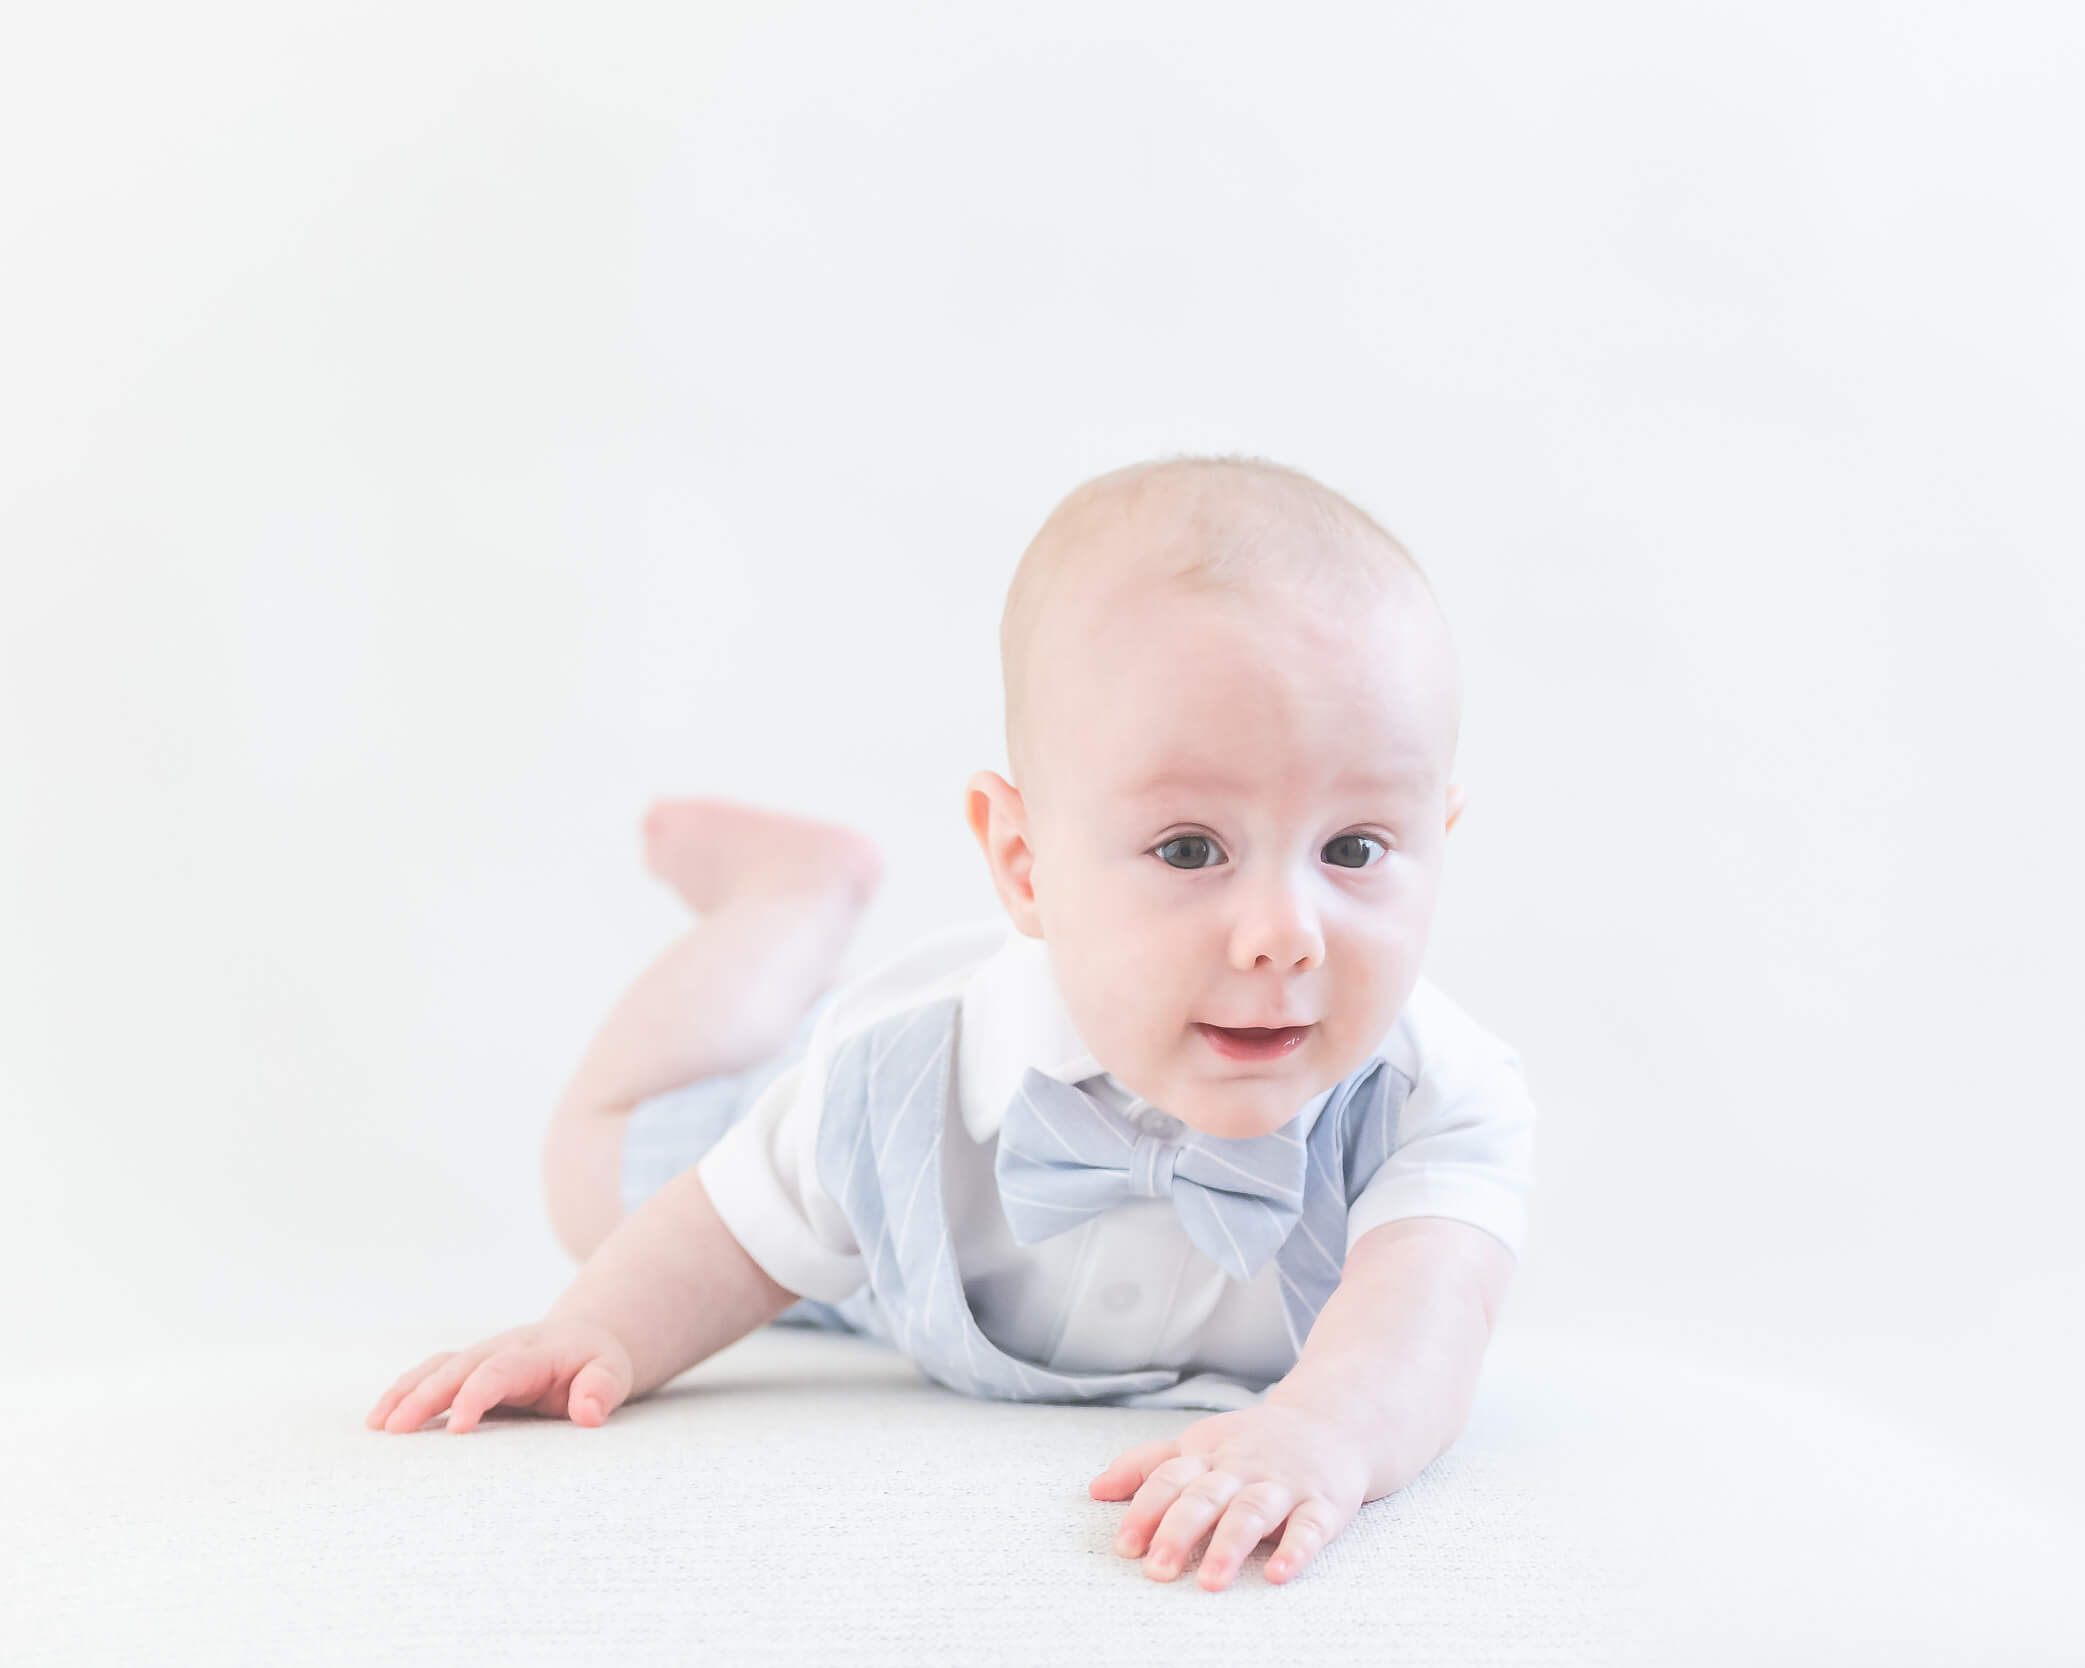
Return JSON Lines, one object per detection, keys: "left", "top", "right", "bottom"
{"left": 3, "top": 1, "right": 2079, "bottom": 1517}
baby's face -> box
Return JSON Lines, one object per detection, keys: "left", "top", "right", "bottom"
{"left": 989, "top": 564, "right": 1463, "bottom": 1141}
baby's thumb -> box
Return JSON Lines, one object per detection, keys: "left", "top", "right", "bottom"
{"left": 568, "top": 1358, "right": 628, "bottom": 1426}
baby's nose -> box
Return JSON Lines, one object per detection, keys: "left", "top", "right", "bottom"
{"left": 1231, "top": 897, "right": 1324, "bottom": 971}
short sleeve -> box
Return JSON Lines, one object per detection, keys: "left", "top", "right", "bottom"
{"left": 694, "top": 916, "right": 1011, "bottom": 1301}
{"left": 1342, "top": 985, "right": 1538, "bottom": 1259}
{"left": 696, "top": 1004, "right": 870, "bottom": 1304}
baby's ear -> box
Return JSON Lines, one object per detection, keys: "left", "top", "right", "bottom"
{"left": 962, "top": 770, "right": 1001, "bottom": 852}
{"left": 1444, "top": 782, "right": 1467, "bottom": 834}
{"left": 964, "top": 770, "right": 1043, "bottom": 937}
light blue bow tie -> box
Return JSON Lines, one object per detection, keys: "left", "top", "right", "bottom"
{"left": 993, "top": 1068, "right": 1310, "bottom": 1283}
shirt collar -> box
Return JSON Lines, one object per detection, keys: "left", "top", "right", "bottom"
{"left": 955, "top": 924, "right": 1360, "bottom": 1147}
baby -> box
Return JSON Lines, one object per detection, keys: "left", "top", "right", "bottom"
{"left": 365, "top": 455, "right": 1537, "bottom": 1593}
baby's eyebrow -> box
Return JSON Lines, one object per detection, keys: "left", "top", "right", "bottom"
{"left": 1124, "top": 768, "right": 1238, "bottom": 796}
{"left": 1125, "top": 764, "right": 1428, "bottom": 798}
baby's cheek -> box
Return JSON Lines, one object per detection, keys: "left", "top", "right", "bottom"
{"left": 1345, "top": 951, "right": 1417, "bottom": 1041}
{"left": 1089, "top": 959, "right": 1165, "bottom": 1042}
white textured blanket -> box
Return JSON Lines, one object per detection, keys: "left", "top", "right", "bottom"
{"left": 4, "top": 1323, "right": 2078, "bottom": 1665}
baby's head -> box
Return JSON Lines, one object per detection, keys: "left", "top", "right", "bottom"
{"left": 965, "top": 455, "right": 1465, "bottom": 1141}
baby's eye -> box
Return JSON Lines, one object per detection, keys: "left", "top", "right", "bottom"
{"left": 1322, "top": 834, "right": 1387, "bottom": 869}
{"left": 1154, "top": 835, "right": 1226, "bottom": 870}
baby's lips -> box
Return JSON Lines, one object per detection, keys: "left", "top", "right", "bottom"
{"left": 1195, "top": 1021, "right": 1315, "bottom": 1060}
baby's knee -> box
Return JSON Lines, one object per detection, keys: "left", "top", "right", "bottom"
{"left": 542, "top": 1104, "right": 631, "bottom": 1262}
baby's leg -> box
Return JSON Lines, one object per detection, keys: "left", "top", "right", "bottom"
{"left": 541, "top": 798, "right": 883, "bottom": 1262}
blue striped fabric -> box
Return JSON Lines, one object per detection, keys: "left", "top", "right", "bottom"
{"left": 810, "top": 995, "right": 1413, "bottom": 1406}
{"left": 995, "top": 1070, "right": 1310, "bottom": 1284}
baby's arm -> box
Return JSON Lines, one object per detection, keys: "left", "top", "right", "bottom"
{"left": 1263, "top": 1215, "right": 1513, "bottom": 1492}
{"left": 368, "top": 1163, "right": 800, "bottom": 1433}
{"left": 1094, "top": 1216, "right": 1514, "bottom": 1588}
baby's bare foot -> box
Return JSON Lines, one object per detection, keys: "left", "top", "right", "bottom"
{"left": 641, "top": 797, "right": 884, "bottom": 914}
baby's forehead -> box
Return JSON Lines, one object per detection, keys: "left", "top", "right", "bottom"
{"left": 1063, "top": 553, "right": 1431, "bottom": 674}
{"left": 1057, "top": 721, "right": 1453, "bottom": 836}
{"left": 1059, "top": 591, "right": 1456, "bottom": 780}
{"left": 1004, "top": 457, "right": 1460, "bottom": 787}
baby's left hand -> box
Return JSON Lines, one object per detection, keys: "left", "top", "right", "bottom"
{"left": 1089, "top": 1401, "right": 1371, "bottom": 1590}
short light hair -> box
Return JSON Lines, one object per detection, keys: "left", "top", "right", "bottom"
{"left": 999, "top": 453, "right": 1437, "bottom": 785}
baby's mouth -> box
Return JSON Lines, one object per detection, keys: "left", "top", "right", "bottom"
{"left": 1194, "top": 1022, "right": 1314, "bottom": 1063}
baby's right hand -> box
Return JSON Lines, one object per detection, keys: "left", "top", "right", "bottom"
{"left": 365, "top": 1318, "right": 636, "bottom": 1434}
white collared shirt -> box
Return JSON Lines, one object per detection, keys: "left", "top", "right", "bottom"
{"left": 698, "top": 917, "right": 1537, "bottom": 1389}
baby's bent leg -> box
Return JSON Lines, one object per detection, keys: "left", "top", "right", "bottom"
{"left": 542, "top": 801, "right": 882, "bottom": 1262}
{"left": 642, "top": 795, "right": 883, "bottom": 917}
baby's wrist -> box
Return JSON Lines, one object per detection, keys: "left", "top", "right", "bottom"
{"left": 1264, "top": 1374, "right": 1436, "bottom": 1498}
{"left": 1263, "top": 1374, "right": 1364, "bottom": 1434}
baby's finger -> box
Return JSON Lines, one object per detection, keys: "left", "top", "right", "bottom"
{"left": 1111, "top": 1453, "right": 1207, "bottom": 1559}
{"left": 381, "top": 1348, "right": 494, "bottom": 1434}
{"left": 365, "top": 1353, "right": 456, "bottom": 1428}
{"left": 1264, "top": 1495, "right": 1344, "bottom": 1584}
{"left": 566, "top": 1357, "right": 629, "bottom": 1426}
{"left": 1141, "top": 1470, "right": 1244, "bottom": 1583}
{"left": 1195, "top": 1482, "right": 1294, "bottom": 1592}
{"left": 446, "top": 1351, "right": 552, "bottom": 1435}
{"left": 1089, "top": 1438, "right": 1181, "bottom": 1501}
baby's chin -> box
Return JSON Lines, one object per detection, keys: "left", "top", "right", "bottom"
{"left": 1159, "top": 1071, "right": 1319, "bottom": 1141}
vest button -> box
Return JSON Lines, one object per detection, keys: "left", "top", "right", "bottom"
{"left": 1100, "top": 1281, "right": 1141, "bottom": 1314}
